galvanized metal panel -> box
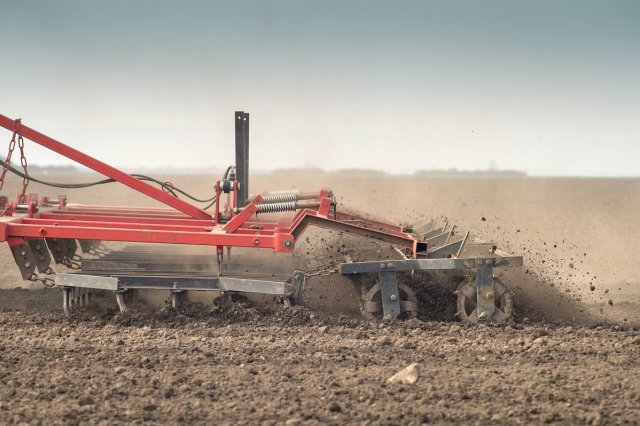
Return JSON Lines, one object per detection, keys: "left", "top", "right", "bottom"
{"left": 56, "top": 273, "right": 119, "bottom": 291}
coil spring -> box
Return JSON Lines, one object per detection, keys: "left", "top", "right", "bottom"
{"left": 263, "top": 192, "right": 298, "bottom": 203}
{"left": 268, "top": 189, "right": 300, "bottom": 195}
{"left": 256, "top": 201, "right": 297, "bottom": 214}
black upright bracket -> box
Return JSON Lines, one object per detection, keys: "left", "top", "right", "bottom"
{"left": 235, "top": 111, "right": 250, "bottom": 207}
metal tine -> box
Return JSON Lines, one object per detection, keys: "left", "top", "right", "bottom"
{"left": 444, "top": 225, "right": 456, "bottom": 245}
{"left": 422, "top": 221, "right": 449, "bottom": 239}
{"left": 425, "top": 230, "right": 469, "bottom": 259}
{"left": 412, "top": 217, "right": 435, "bottom": 236}
{"left": 455, "top": 231, "right": 470, "bottom": 258}
{"left": 426, "top": 225, "right": 456, "bottom": 248}
{"left": 428, "top": 238, "right": 464, "bottom": 259}
{"left": 425, "top": 232, "right": 451, "bottom": 248}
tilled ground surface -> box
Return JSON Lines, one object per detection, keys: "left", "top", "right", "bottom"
{"left": 1, "top": 174, "right": 639, "bottom": 424}
{"left": 0, "top": 300, "right": 638, "bottom": 425}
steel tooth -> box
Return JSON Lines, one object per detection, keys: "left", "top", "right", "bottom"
{"left": 115, "top": 291, "right": 128, "bottom": 312}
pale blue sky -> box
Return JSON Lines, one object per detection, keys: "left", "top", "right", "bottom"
{"left": 1, "top": 0, "right": 638, "bottom": 175}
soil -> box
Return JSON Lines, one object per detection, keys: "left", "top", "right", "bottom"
{"left": 1, "top": 302, "right": 638, "bottom": 425}
{"left": 0, "top": 172, "right": 639, "bottom": 424}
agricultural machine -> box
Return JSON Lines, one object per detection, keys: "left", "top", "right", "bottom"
{"left": 0, "top": 112, "right": 522, "bottom": 322}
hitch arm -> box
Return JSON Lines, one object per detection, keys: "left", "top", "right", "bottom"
{"left": 0, "top": 114, "right": 211, "bottom": 220}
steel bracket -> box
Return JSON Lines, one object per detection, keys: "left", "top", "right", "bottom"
{"left": 475, "top": 258, "right": 495, "bottom": 320}
{"left": 28, "top": 238, "right": 52, "bottom": 273}
{"left": 379, "top": 270, "right": 401, "bottom": 321}
{"left": 11, "top": 242, "right": 36, "bottom": 280}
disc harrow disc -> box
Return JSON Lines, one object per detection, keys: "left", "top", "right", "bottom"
{"left": 456, "top": 277, "right": 513, "bottom": 323}
{"left": 363, "top": 281, "right": 418, "bottom": 320}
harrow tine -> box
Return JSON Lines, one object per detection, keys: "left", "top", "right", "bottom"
{"left": 412, "top": 217, "right": 435, "bottom": 236}
{"left": 115, "top": 291, "right": 128, "bottom": 312}
{"left": 421, "top": 221, "right": 448, "bottom": 239}
{"left": 455, "top": 231, "right": 470, "bottom": 258}
{"left": 425, "top": 231, "right": 452, "bottom": 248}
{"left": 428, "top": 238, "right": 465, "bottom": 259}
{"left": 62, "top": 288, "right": 72, "bottom": 317}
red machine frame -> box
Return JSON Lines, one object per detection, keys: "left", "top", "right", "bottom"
{"left": 0, "top": 113, "right": 427, "bottom": 264}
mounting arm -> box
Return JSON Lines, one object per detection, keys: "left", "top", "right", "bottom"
{"left": 0, "top": 115, "right": 211, "bottom": 220}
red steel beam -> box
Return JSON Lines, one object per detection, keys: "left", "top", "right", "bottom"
{"left": 21, "top": 218, "right": 214, "bottom": 232}
{"left": 37, "top": 212, "right": 212, "bottom": 226}
{"left": 5, "top": 222, "right": 292, "bottom": 251}
{"left": 0, "top": 114, "right": 212, "bottom": 220}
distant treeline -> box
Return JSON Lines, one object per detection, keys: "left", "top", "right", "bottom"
{"left": 414, "top": 168, "right": 527, "bottom": 177}
{"left": 19, "top": 164, "right": 527, "bottom": 177}
{"left": 23, "top": 164, "right": 78, "bottom": 173}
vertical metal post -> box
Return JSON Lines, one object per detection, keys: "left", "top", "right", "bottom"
{"left": 235, "top": 111, "right": 250, "bottom": 207}
{"left": 378, "top": 271, "right": 401, "bottom": 321}
{"left": 475, "top": 258, "right": 495, "bottom": 320}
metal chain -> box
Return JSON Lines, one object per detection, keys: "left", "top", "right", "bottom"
{"left": 303, "top": 264, "right": 338, "bottom": 277}
{"left": 0, "top": 129, "right": 18, "bottom": 192}
{"left": 17, "top": 134, "right": 29, "bottom": 203}
{"left": 29, "top": 273, "right": 56, "bottom": 288}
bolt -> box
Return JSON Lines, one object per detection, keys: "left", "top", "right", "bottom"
{"left": 39, "top": 255, "right": 45, "bottom": 261}
{"left": 24, "top": 262, "right": 30, "bottom": 268}
{"left": 390, "top": 294, "right": 398, "bottom": 301}
{"left": 253, "top": 239, "right": 260, "bottom": 245}
{"left": 387, "top": 262, "right": 393, "bottom": 268}
{"left": 20, "top": 250, "right": 26, "bottom": 256}
{"left": 385, "top": 314, "right": 392, "bottom": 320}
{"left": 284, "top": 240, "right": 292, "bottom": 248}
{"left": 35, "top": 244, "right": 41, "bottom": 250}
{"left": 485, "top": 259, "right": 491, "bottom": 264}
{"left": 477, "top": 260, "right": 482, "bottom": 265}
{"left": 380, "top": 263, "right": 386, "bottom": 269}
{"left": 485, "top": 291, "right": 494, "bottom": 299}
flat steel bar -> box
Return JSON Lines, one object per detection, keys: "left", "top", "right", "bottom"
{"left": 6, "top": 222, "right": 288, "bottom": 249}
{"left": 475, "top": 259, "right": 496, "bottom": 319}
{"left": 379, "top": 271, "right": 401, "bottom": 321}
{"left": 57, "top": 273, "right": 119, "bottom": 290}
{"left": 340, "top": 256, "right": 523, "bottom": 274}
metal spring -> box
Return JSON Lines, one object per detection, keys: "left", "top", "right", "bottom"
{"left": 267, "top": 189, "right": 300, "bottom": 195}
{"left": 256, "top": 201, "right": 298, "bottom": 213}
{"left": 263, "top": 193, "right": 298, "bottom": 203}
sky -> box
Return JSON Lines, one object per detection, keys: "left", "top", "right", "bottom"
{"left": 0, "top": 0, "right": 638, "bottom": 176}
